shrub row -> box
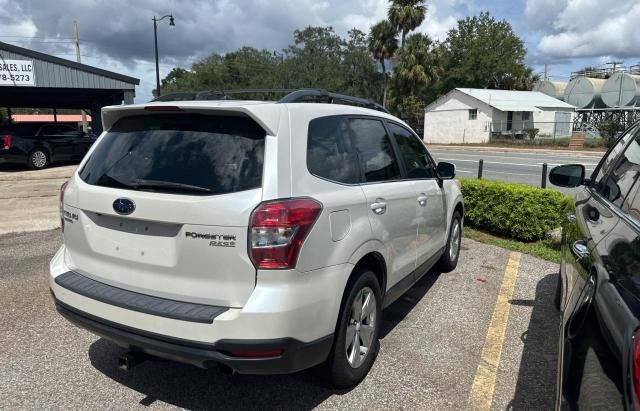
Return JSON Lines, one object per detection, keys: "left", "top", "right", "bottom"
{"left": 459, "top": 178, "right": 574, "bottom": 242}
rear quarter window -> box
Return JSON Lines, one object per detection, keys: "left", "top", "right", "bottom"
{"left": 79, "top": 114, "right": 265, "bottom": 195}
{"left": 307, "top": 116, "right": 360, "bottom": 184}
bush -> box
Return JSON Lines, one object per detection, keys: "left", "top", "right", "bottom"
{"left": 489, "top": 137, "right": 570, "bottom": 147}
{"left": 597, "top": 122, "right": 624, "bottom": 148}
{"left": 459, "top": 178, "right": 574, "bottom": 242}
{"left": 584, "top": 138, "right": 606, "bottom": 149}
{"left": 523, "top": 128, "right": 539, "bottom": 140}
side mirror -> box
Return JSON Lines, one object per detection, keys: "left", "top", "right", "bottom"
{"left": 436, "top": 161, "right": 456, "bottom": 179}
{"left": 549, "top": 164, "right": 585, "bottom": 188}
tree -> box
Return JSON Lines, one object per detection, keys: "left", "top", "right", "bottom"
{"left": 368, "top": 20, "right": 398, "bottom": 107}
{"left": 439, "top": 12, "right": 531, "bottom": 92}
{"left": 342, "top": 29, "right": 384, "bottom": 101}
{"left": 159, "top": 26, "right": 383, "bottom": 103}
{"left": 388, "top": 0, "right": 427, "bottom": 48}
{"left": 389, "top": 33, "right": 441, "bottom": 115}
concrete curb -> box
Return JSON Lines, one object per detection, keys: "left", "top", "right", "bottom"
{"left": 426, "top": 145, "right": 605, "bottom": 157}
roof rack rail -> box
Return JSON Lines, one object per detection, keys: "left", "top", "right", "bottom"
{"left": 151, "top": 88, "right": 389, "bottom": 113}
{"left": 278, "top": 89, "right": 389, "bottom": 113}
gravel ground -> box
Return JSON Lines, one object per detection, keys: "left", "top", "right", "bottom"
{"left": 0, "top": 230, "right": 559, "bottom": 410}
{"left": 0, "top": 164, "right": 76, "bottom": 235}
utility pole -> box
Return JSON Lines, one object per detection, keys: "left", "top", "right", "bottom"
{"left": 73, "top": 21, "right": 88, "bottom": 133}
{"left": 544, "top": 64, "right": 548, "bottom": 81}
{"left": 606, "top": 61, "right": 623, "bottom": 72}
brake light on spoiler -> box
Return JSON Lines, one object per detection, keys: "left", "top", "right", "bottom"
{"left": 144, "top": 106, "right": 183, "bottom": 112}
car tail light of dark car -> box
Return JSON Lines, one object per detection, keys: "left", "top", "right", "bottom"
{"left": 249, "top": 198, "right": 322, "bottom": 269}
{"left": 2, "top": 133, "right": 10, "bottom": 149}
{"left": 632, "top": 328, "right": 640, "bottom": 410}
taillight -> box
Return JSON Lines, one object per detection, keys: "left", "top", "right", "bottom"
{"left": 2, "top": 133, "right": 10, "bottom": 149}
{"left": 249, "top": 198, "right": 322, "bottom": 269}
{"left": 633, "top": 329, "right": 640, "bottom": 410}
{"left": 59, "top": 181, "right": 68, "bottom": 232}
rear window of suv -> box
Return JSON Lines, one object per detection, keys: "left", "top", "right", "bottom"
{"left": 79, "top": 114, "right": 265, "bottom": 195}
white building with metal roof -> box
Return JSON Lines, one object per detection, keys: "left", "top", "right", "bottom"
{"left": 423, "top": 88, "right": 576, "bottom": 144}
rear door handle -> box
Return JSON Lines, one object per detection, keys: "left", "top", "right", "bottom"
{"left": 370, "top": 199, "right": 387, "bottom": 215}
{"left": 417, "top": 195, "right": 428, "bottom": 207}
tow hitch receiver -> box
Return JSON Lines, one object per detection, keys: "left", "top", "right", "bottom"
{"left": 118, "top": 351, "right": 150, "bottom": 371}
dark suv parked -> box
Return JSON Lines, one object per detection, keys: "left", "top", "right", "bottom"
{"left": 0, "top": 122, "right": 96, "bottom": 169}
{"left": 550, "top": 121, "right": 640, "bottom": 410}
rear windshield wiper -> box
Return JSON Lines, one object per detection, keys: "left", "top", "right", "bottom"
{"left": 128, "top": 179, "right": 212, "bottom": 193}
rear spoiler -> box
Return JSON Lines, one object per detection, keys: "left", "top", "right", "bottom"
{"left": 101, "top": 103, "right": 282, "bottom": 136}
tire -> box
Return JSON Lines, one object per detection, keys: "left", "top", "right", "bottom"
{"left": 28, "top": 149, "right": 50, "bottom": 170}
{"left": 321, "top": 270, "right": 382, "bottom": 388}
{"left": 437, "top": 211, "right": 462, "bottom": 272}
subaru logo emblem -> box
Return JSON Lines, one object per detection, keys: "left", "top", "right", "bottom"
{"left": 113, "top": 198, "right": 136, "bottom": 215}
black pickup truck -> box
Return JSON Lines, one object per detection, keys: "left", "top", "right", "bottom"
{"left": 0, "top": 122, "right": 96, "bottom": 169}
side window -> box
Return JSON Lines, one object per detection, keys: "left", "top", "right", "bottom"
{"left": 595, "top": 129, "right": 640, "bottom": 207}
{"left": 56, "top": 125, "right": 79, "bottom": 135}
{"left": 469, "top": 109, "right": 477, "bottom": 120}
{"left": 624, "top": 179, "right": 640, "bottom": 222}
{"left": 349, "top": 118, "right": 401, "bottom": 183}
{"left": 388, "top": 122, "right": 437, "bottom": 179}
{"left": 39, "top": 125, "right": 58, "bottom": 136}
{"left": 307, "top": 116, "right": 359, "bottom": 184}
{"left": 593, "top": 124, "right": 638, "bottom": 186}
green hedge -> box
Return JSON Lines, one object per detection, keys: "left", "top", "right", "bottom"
{"left": 460, "top": 178, "right": 574, "bottom": 242}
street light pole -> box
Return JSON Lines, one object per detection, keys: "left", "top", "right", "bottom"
{"left": 152, "top": 14, "right": 175, "bottom": 97}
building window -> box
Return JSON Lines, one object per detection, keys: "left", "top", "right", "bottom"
{"left": 469, "top": 109, "right": 478, "bottom": 120}
{"left": 522, "top": 111, "right": 531, "bottom": 121}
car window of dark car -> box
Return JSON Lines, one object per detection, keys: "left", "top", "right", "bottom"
{"left": 4, "top": 124, "right": 40, "bottom": 136}
{"left": 56, "top": 125, "right": 80, "bottom": 135}
{"left": 349, "top": 118, "right": 401, "bottom": 183}
{"left": 595, "top": 131, "right": 640, "bottom": 207}
{"left": 307, "top": 116, "right": 360, "bottom": 184}
{"left": 388, "top": 122, "right": 437, "bottom": 179}
{"left": 39, "top": 125, "right": 59, "bottom": 136}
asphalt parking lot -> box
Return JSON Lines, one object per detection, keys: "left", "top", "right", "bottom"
{"left": 0, "top": 229, "right": 560, "bottom": 410}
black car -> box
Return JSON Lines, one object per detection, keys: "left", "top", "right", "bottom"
{"left": 550, "top": 121, "right": 640, "bottom": 410}
{"left": 0, "top": 122, "right": 96, "bottom": 169}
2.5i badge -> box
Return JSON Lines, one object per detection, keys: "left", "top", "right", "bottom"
{"left": 185, "top": 231, "right": 237, "bottom": 248}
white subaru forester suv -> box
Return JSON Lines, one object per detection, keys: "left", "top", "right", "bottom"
{"left": 49, "top": 89, "right": 463, "bottom": 387}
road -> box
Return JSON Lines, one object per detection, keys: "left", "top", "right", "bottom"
{"left": 1, "top": 230, "right": 560, "bottom": 410}
{"left": 429, "top": 147, "right": 604, "bottom": 194}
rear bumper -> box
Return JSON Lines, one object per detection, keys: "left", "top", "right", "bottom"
{"left": 55, "top": 297, "right": 333, "bottom": 374}
{"left": 0, "top": 152, "right": 26, "bottom": 164}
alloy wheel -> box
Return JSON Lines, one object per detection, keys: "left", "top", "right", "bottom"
{"left": 32, "top": 151, "right": 47, "bottom": 168}
{"left": 449, "top": 218, "right": 461, "bottom": 262}
{"left": 345, "top": 286, "right": 376, "bottom": 368}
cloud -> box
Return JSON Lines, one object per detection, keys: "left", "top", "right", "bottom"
{"left": 8, "top": 0, "right": 468, "bottom": 101}
{"left": 526, "top": 0, "right": 640, "bottom": 59}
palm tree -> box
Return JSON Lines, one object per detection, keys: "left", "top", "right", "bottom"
{"left": 388, "top": 0, "right": 427, "bottom": 48}
{"left": 368, "top": 20, "right": 398, "bottom": 107}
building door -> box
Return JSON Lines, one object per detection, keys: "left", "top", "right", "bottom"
{"left": 507, "top": 111, "right": 513, "bottom": 131}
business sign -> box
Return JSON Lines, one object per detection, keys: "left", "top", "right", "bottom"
{"left": 0, "top": 59, "right": 34, "bottom": 86}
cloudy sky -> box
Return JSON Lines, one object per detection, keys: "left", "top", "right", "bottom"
{"left": 3, "top": 0, "right": 639, "bottom": 102}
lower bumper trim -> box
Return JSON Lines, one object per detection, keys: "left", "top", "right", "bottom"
{"left": 54, "top": 296, "right": 333, "bottom": 375}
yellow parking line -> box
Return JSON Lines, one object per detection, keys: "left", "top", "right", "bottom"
{"left": 468, "top": 252, "right": 522, "bottom": 411}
